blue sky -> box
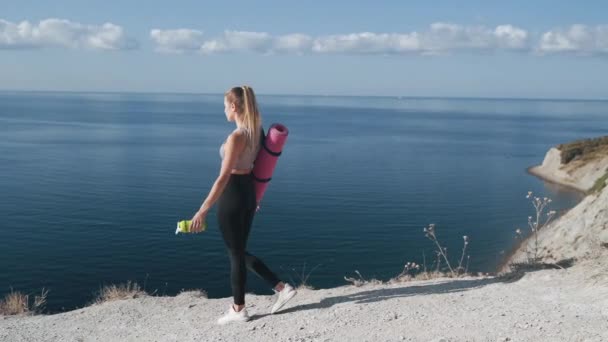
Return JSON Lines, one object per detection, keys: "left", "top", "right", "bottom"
{"left": 1, "top": 0, "right": 607, "bottom": 98}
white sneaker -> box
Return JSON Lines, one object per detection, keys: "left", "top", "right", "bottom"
{"left": 271, "top": 283, "right": 297, "bottom": 314}
{"left": 217, "top": 305, "right": 250, "bottom": 325}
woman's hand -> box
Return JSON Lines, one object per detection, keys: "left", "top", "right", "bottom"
{"left": 190, "top": 210, "right": 207, "bottom": 233}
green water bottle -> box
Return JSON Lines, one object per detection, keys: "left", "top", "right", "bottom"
{"left": 175, "top": 220, "right": 207, "bottom": 234}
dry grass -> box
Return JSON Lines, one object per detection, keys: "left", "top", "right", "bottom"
{"left": 3, "top": 282, "right": 206, "bottom": 316}
{"left": 557, "top": 135, "right": 608, "bottom": 166}
{"left": 499, "top": 191, "right": 579, "bottom": 275}
{"left": 95, "top": 281, "right": 147, "bottom": 304}
{"left": 282, "top": 262, "right": 323, "bottom": 290}
{"left": 178, "top": 289, "right": 208, "bottom": 298}
{"left": 388, "top": 270, "right": 463, "bottom": 284}
{"left": 345, "top": 223, "right": 476, "bottom": 287}
{"left": 0, "top": 288, "right": 48, "bottom": 316}
{"left": 344, "top": 270, "right": 384, "bottom": 287}
{"left": 0, "top": 292, "right": 27, "bottom": 315}
{"left": 515, "top": 191, "right": 557, "bottom": 263}
{"left": 345, "top": 269, "right": 488, "bottom": 287}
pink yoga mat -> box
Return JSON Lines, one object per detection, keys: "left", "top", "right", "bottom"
{"left": 252, "top": 123, "right": 289, "bottom": 211}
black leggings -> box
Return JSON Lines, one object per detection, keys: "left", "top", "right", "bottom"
{"left": 217, "top": 173, "right": 281, "bottom": 305}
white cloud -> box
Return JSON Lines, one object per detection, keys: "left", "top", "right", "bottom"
{"left": 274, "top": 33, "right": 313, "bottom": 53}
{"left": 308, "top": 24, "right": 529, "bottom": 55}
{"left": 150, "top": 29, "right": 204, "bottom": 53}
{"left": 200, "top": 31, "right": 273, "bottom": 54}
{"left": 422, "top": 23, "right": 528, "bottom": 53}
{"left": 149, "top": 23, "right": 608, "bottom": 57}
{"left": 423, "top": 22, "right": 490, "bottom": 51}
{"left": 538, "top": 25, "right": 608, "bottom": 55}
{"left": 148, "top": 29, "right": 312, "bottom": 55}
{"left": 312, "top": 32, "right": 420, "bottom": 54}
{"left": 151, "top": 23, "right": 529, "bottom": 56}
{"left": 494, "top": 25, "right": 528, "bottom": 49}
{"left": 0, "top": 18, "right": 137, "bottom": 50}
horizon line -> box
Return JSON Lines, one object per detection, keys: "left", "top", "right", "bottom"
{"left": 1, "top": 88, "right": 607, "bottom": 103}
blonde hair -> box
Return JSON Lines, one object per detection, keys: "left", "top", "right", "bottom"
{"left": 225, "top": 85, "right": 262, "bottom": 148}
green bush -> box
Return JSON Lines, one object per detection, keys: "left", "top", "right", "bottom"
{"left": 589, "top": 170, "right": 608, "bottom": 194}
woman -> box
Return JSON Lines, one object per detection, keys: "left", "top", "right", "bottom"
{"left": 189, "top": 85, "right": 296, "bottom": 325}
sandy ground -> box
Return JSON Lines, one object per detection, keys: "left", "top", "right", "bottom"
{"left": 2, "top": 256, "right": 607, "bottom": 342}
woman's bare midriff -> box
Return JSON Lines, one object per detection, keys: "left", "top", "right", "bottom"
{"left": 230, "top": 169, "right": 252, "bottom": 175}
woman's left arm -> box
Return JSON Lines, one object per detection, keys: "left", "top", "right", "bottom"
{"left": 190, "top": 132, "right": 245, "bottom": 232}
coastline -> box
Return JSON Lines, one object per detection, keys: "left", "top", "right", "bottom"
{"left": 500, "top": 183, "right": 607, "bottom": 270}
{"left": 495, "top": 167, "right": 584, "bottom": 274}
{"left": 500, "top": 142, "right": 608, "bottom": 273}
{"left": 525, "top": 146, "right": 608, "bottom": 195}
{"left": 525, "top": 165, "right": 588, "bottom": 194}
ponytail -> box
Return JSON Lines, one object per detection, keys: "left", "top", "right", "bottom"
{"left": 224, "top": 85, "right": 262, "bottom": 149}
{"left": 240, "top": 86, "right": 261, "bottom": 149}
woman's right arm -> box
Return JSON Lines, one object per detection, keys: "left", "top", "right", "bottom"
{"left": 190, "top": 131, "right": 246, "bottom": 231}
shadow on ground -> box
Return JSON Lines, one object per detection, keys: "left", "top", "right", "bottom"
{"left": 249, "top": 258, "right": 577, "bottom": 318}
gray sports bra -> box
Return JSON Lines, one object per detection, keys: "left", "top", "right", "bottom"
{"left": 219, "top": 127, "right": 260, "bottom": 170}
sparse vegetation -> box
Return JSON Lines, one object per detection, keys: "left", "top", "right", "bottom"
{"left": 0, "top": 288, "right": 48, "bottom": 316}
{"left": 343, "top": 270, "right": 385, "bottom": 287}
{"left": 589, "top": 169, "right": 608, "bottom": 194}
{"left": 511, "top": 191, "right": 557, "bottom": 267}
{"left": 283, "top": 262, "right": 323, "bottom": 290}
{"left": 178, "top": 289, "right": 208, "bottom": 298}
{"left": 1, "top": 280, "right": 208, "bottom": 316}
{"left": 523, "top": 191, "right": 556, "bottom": 263}
{"left": 345, "top": 224, "right": 475, "bottom": 287}
{"left": 423, "top": 224, "right": 470, "bottom": 277}
{"left": 557, "top": 136, "right": 608, "bottom": 165}
{"left": 95, "top": 281, "right": 147, "bottom": 304}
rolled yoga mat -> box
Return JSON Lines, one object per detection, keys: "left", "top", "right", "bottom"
{"left": 252, "top": 123, "right": 289, "bottom": 211}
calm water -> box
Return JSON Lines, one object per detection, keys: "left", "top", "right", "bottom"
{"left": 1, "top": 91, "right": 605, "bottom": 313}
